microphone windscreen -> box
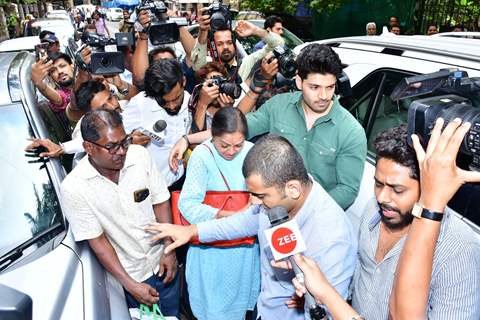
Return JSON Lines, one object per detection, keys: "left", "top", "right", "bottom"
{"left": 153, "top": 119, "right": 167, "bottom": 132}
{"left": 267, "top": 206, "right": 289, "bottom": 226}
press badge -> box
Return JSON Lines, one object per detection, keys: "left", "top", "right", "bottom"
{"left": 133, "top": 188, "right": 150, "bottom": 202}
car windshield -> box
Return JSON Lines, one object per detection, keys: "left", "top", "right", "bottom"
{"left": 0, "top": 104, "right": 63, "bottom": 258}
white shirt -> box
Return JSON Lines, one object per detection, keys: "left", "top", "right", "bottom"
{"left": 61, "top": 145, "right": 170, "bottom": 282}
{"left": 122, "top": 91, "right": 192, "bottom": 186}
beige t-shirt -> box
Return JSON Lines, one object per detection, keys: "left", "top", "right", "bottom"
{"left": 61, "top": 145, "right": 170, "bottom": 282}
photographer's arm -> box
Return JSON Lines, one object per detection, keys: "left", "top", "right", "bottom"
{"left": 132, "top": 11, "right": 151, "bottom": 87}
{"left": 389, "top": 118, "right": 480, "bottom": 320}
{"left": 179, "top": 26, "right": 195, "bottom": 67}
{"left": 31, "top": 59, "right": 62, "bottom": 105}
{"left": 191, "top": 8, "right": 210, "bottom": 71}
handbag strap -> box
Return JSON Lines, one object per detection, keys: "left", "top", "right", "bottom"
{"left": 203, "top": 144, "right": 231, "bottom": 191}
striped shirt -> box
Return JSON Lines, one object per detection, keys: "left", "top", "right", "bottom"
{"left": 352, "top": 199, "right": 480, "bottom": 319}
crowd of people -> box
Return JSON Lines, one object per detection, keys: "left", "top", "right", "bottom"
{"left": 23, "top": 5, "right": 480, "bottom": 320}
{"left": 364, "top": 15, "right": 472, "bottom": 36}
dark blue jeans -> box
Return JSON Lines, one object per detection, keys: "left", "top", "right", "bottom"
{"left": 124, "top": 272, "right": 180, "bottom": 317}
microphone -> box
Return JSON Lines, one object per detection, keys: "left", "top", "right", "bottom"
{"left": 267, "top": 206, "right": 327, "bottom": 320}
{"left": 137, "top": 119, "right": 167, "bottom": 143}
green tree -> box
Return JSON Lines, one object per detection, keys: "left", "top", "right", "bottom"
{"left": 241, "top": 0, "right": 347, "bottom": 14}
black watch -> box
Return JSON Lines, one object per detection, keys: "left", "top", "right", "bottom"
{"left": 412, "top": 203, "right": 443, "bottom": 221}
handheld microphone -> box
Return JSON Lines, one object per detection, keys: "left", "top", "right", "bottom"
{"left": 137, "top": 119, "right": 167, "bottom": 143}
{"left": 267, "top": 206, "right": 327, "bottom": 320}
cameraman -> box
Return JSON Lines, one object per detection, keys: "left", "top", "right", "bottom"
{"left": 123, "top": 59, "right": 191, "bottom": 187}
{"left": 191, "top": 8, "right": 284, "bottom": 81}
{"left": 190, "top": 62, "right": 234, "bottom": 133}
{"left": 254, "top": 15, "right": 284, "bottom": 51}
{"left": 132, "top": 9, "right": 196, "bottom": 92}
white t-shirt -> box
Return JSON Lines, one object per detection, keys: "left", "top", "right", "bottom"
{"left": 122, "top": 91, "right": 192, "bottom": 186}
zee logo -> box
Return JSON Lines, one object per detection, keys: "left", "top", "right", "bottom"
{"left": 272, "top": 227, "right": 298, "bottom": 254}
{"left": 264, "top": 219, "right": 306, "bottom": 261}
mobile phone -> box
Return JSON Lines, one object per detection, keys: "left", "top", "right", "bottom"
{"left": 133, "top": 188, "right": 150, "bottom": 202}
{"left": 35, "top": 43, "right": 49, "bottom": 61}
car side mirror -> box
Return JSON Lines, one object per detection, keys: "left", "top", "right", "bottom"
{"left": 0, "top": 284, "right": 32, "bottom": 320}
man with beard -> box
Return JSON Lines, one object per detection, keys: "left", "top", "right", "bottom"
{"left": 170, "top": 43, "right": 367, "bottom": 210}
{"left": 122, "top": 59, "right": 191, "bottom": 187}
{"left": 191, "top": 8, "right": 283, "bottom": 81}
{"left": 351, "top": 124, "right": 480, "bottom": 319}
{"left": 31, "top": 52, "right": 74, "bottom": 118}
{"left": 61, "top": 109, "right": 180, "bottom": 317}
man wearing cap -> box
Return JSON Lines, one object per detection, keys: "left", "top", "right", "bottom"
{"left": 39, "top": 31, "right": 61, "bottom": 54}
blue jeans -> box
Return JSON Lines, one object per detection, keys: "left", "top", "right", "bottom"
{"left": 124, "top": 272, "right": 180, "bottom": 317}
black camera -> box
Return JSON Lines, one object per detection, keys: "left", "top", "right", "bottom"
{"left": 82, "top": 32, "right": 133, "bottom": 75}
{"left": 392, "top": 69, "right": 480, "bottom": 171}
{"left": 207, "top": 0, "right": 232, "bottom": 32}
{"left": 208, "top": 75, "right": 241, "bottom": 99}
{"left": 136, "top": 0, "right": 187, "bottom": 45}
{"left": 269, "top": 45, "right": 297, "bottom": 79}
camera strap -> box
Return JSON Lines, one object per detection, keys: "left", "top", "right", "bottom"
{"left": 207, "top": 31, "right": 221, "bottom": 63}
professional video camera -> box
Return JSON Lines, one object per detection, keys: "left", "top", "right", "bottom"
{"left": 391, "top": 69, "right": 480, "bottom": 171}
{"left": 208, "top": 75, "right": 241, "bottom": 99}
{"left": 81, "top": 32, "right": 134, "bottom": 75}
{"left": 136, "top": 0, "right": 188, "bottom": 45}
{"left": 207, "top": 0, "right": 232, "bottom": 32}
{"left": 269, "top": 45, "right": 297, "bottom": 79}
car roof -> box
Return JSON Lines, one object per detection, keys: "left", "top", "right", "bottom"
{"left": 432, "top": 31, "right": 480, "bottom": 39}
{"left": 0, "top": 36, "right": 40, "bottom": 53}
{"left": 297, "top": 35, "right": 480, "bottom": 62}
{"left": 32, "top": 18, "right": 72, "bottom": 26}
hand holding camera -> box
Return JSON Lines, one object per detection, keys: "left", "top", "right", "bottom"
{"left": 31, "top": 57, "right": 53, "bottom": 88}
{"left": 197, "top": 7, "right": 211, "bottom": 33}
{"left": 198, "top": 79, "right": 220, "bottom": 107}
{"left": 261, "top": 53, "right": 279, "bottom": 80}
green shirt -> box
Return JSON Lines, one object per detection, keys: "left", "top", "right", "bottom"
{"left": 246, "top": 91, "right": 367, "bottom": 209}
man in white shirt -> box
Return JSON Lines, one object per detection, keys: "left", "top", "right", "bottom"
{"left": 122, "top": 59, "right": 192, "bottom": 187}
{"left": 61, "top": 109, "right": 179, "bottom": 316}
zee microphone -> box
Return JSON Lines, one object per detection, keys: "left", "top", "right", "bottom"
{"left": 267, "top": 206, "right": 327, "bottom": 320}
{"left": 137, "top": 119, "right": 167, "bottom": 143}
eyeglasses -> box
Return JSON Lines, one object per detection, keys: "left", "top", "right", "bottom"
{"left": 86, "top": 134, "right": 133, "bottom": 154}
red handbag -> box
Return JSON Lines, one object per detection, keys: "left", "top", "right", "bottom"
{"left": 171, "top": 145, "right": 256, "bottom": 247}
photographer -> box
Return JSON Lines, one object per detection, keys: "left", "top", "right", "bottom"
{"left": 171, "top": 43, "right": 367, "bottom": 210}
{"left": 132, "top": 8, "right": 196, "bottom": 92}
{"left": 191, "top": 7, "right": 284, "bottom": 81}
{"left": 254, "top": 15, "right": 284, "bottom": 51}
{"left": 123, "top": 59, "right": 191, "bottom": 187}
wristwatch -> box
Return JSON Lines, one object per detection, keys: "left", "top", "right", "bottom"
{"left": 412, "top": 202, "right": 443, "bottom": 221}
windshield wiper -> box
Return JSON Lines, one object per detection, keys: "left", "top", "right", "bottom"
{"left": 0, "top": 223, "right": 63, "bottom": 272}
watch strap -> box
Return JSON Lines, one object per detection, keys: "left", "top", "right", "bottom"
{"left": 420, "top": 208, "right": 443, "bottom": 221}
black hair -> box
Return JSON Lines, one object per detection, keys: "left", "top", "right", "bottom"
{"left": 81, "top": 109, "right": 123, "bottom": 142}
{"left": 296, "top": 43, "right": 342, "bottom": 80}
{"left": 373, "top": 124, "right": 419, "bottom": 181}
{"left": 148, "top": 46, "right": 177, "bottom": 64}
{"left": 75, "top": 80, "right": 107, "bottom": 112}
{"left": 264, "top": 15, "right": 283, "bottom": 30}
{"left": 48, "top": 52, "right": 72, "bottom": 65}
{"left": 144, "top": 59, "right": 184, "bottom": 99}
{"left": 242, "top": 135, "right": 310, "bottom": 188}
{"left": 211, "top": 107, "right": 248, "bottom": 138}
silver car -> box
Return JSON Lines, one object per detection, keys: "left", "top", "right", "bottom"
{"left": 0, "top": 51, "right": 130, "bottom": 320}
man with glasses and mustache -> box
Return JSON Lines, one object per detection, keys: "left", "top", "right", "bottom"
{"left": 350, "top": 124, "right": 480, "bottom": 319}
{"left": 122, "top": 59, "right": 192, "bottom": 188}
{"left": 61, "top": 109, "right": 180, "bottom": 317}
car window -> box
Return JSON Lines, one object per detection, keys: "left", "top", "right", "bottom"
{"left": 0, "top": 104, "right": 64, "bottom": 261}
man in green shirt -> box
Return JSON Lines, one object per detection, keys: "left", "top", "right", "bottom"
{"left": 170, "top": 43, "right": 367, "bottom": 209}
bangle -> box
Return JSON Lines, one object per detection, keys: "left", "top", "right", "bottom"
{"left": 351, "top": 315, "right": 365, "bottom": 320}
{"left": 182, "top": 134, "right": 190, "bottom": 146}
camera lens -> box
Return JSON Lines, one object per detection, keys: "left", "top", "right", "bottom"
{"left": 221, "top": 83, "right": 241, "bottom": 99}
{"left": 100, "top": 56, "right": 112, "bottom": 67}
{"left": 210, "top": 13, "right": 226, "bottom": 31}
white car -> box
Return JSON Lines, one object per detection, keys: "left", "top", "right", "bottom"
{"left": 0, "top": 36, "right": 40, "bottom": 53}
{"left": 432, "top": 31, "right": 480, "bottom": 40}
{"left": 28, "top": 18, "right": 75, "bottom": 51}
{"left": 45, "top": 9, "right": 72, "bottom": 22}
{"left": 295, "top": 35, "right": 480, "bottom": 236}
{"left": 106, "top": 8, "right": 124, "bottom": 21}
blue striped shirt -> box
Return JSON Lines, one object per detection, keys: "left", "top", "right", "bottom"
{"left": 352, "top": 199, "right": 480, "bottom": 319}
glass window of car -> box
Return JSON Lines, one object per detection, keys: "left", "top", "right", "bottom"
{"left": 0, "top": 103, "right": 64, "bottom": 268}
